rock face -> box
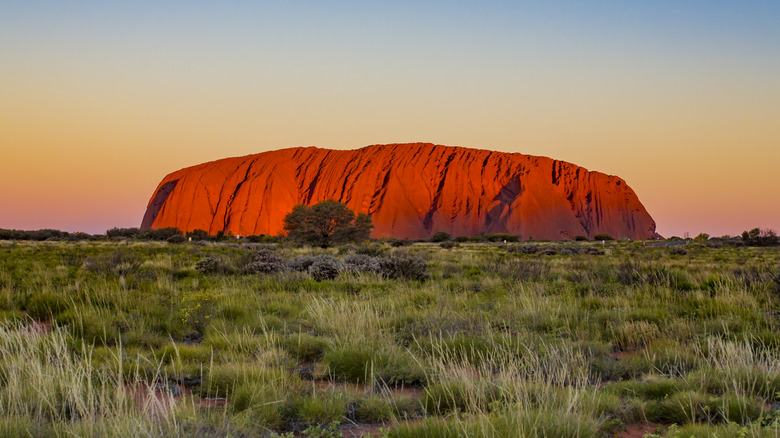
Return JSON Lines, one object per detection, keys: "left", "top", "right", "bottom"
{"left": 141, "top": 143, "right": 657, "bottom": 240}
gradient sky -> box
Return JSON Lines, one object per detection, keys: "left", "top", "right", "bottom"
{"left": 2, "top": 1, "right": 779, "bottom": 237}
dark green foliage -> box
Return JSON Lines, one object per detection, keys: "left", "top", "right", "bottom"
{"left": 481, "top": 233, "right": 520, "bottom": 242}
{"left": 166, "top": 234, "right": 186, "bottom": 244}
{"left": 0, "top": 228, "right": 75, "bottom": 241}
{"left": 594, "top": 233, "right": 614, "bottom": 241}
{"left": 741, "top": 228, "right": 779, "bottom": 246}
{"left": 283, "top": 200, "right": 373, "bottom": 247}
{"left": 430, "top": 232, "right": 451, "bottom": 242}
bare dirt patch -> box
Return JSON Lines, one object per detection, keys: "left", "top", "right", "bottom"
{"left": 617, "top": 422, "right": 663, "bottom": 438}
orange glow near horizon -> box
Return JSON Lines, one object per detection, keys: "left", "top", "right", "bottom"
{"left": 1, "top": 2, "right": 779, "bottom": 237}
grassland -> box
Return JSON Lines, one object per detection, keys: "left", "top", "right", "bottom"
{"left": 0, "top": 238, "right": 778, "bottom": 437}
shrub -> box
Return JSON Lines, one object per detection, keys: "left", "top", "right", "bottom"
{"left": 582, "top": 246, "right": 605, "bottom": 255}
{"left": 575, "top": 235, "right": 589, "bottom": 241}
{"left": 308, "top": 255, "right": 342, "bottom": 281}
{"left": 244, "top": 249, "right": 286, "bottom": 274}
{"left": 378, "top": 251, "right": 429, "bottom": 281}
{"left": 439, "top": 241, "right": 456, "bottom": 250}
{"left": 341, "top": 254, "right": 381, "bottom": 275}
{"left": 594, "top": 233, "right": 614, "bottom": 241}
{"left": 194, "top": 256, "right": 232, "bottom": 275}
{"left": 482, "top": 233, "right": 520, "bottom": 242}
{"left": 389, "top": 239, "right": 412, "bottom": 247}
{"left": 106, "top": 227, "right": 142, "bottom": 239}
{"left": 288, "top": 255, "right": 317, "bottom": 272}
{"left": 166, "top": 234, "right": 186, "bottom": 244}
{"left": 354, "top": 243, "right": 387, "bottom": 257}
{"left": 508, "top": 244, "right": 538, "bottom": 254}
{"left": 741, "top": 228, "right": 780, "bottom": 247}
{"left": 670, "top": 247, "right": 688, "bottom": 255}
{"left": 142, "top": 227, "right": 183, "bottom": 241}
{"left": 430, "top": 231, "right": 451, "bottom": 242}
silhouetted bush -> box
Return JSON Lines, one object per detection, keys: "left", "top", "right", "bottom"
{"left": 389, "top": 239, "right": 412, "bottom": 247}
{"left": 574, "top": 235, "right": 589, "bottom": 241}
{"left": 186, "top": 229, "right": 211, "bottom": 241}
{"left": 167, "top": 235, "right": 186, "bottom": 244}
{"left": 430, "top": 231, "right": 451, "bottom": 242}
{"left": 106, "top": 227, "right": 142, "bottom": 239}
{"left": 670, "top": 247, "right": 688, "bottom": 256}
{"left": 0, "top": 228, "right": 77, "bottom": 241}
{"left": 481, "top": 233, "right": 520, "bottom": 242}
{"left": 142, "top": 227, "right": 183, "bottom": 241}
{"left": 741, "top": 228, "right": 779, "bottom": 247}
{"left": 594, "top": 233, "right": 614, "bottom": 241}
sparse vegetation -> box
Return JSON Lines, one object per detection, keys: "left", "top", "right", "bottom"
{"left": 0, "top": 235, "right": 778, "bottom": 437}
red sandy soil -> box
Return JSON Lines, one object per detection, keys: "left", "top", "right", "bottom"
{"left": 129, "top": 383, "right": 227, "bottom": 416}
{"left": 142, "top": 143, "right": 657, "bottom": 240}
{"left": 617, "top": 423, "right": 664, "bottom": 438}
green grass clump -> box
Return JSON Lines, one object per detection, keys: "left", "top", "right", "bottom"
{"left": 323, "top": 343, "right": 424, "bottom": 386}
{"left": 282, "top": 333, "right": 330, "bottom": 362}
{"left": 354, "top": 394, "right": 394, "bottom": 423}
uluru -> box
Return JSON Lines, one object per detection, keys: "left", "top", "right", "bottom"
{"left": 141, "top": 143, "right": 657, "bottom": 240}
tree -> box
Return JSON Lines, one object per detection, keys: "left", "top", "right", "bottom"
{"left": 283, "top": 200, "right": 373, "bottom": 247}
{"left": 741, "top": 228, "right": 779, "bottom": 247}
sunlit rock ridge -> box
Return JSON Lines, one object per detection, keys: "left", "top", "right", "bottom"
{"left": 141, "top": 143, "right": 657, "bottom": 240}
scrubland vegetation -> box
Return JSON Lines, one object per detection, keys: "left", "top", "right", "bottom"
{"left": 0, "top": 237, "right": 778, "bottom": 437}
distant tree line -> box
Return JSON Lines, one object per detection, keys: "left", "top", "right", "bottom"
{"left": 3, "top": 218, "right": 778, "bottom": 249}
{"left": 0, "top": 228, "right": 99, "bottom": 241}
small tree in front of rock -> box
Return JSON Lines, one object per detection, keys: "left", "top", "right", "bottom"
{"left": 283, "top": 200, "right": 373, "bottom": 247}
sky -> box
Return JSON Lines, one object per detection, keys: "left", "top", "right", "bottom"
{"left": 1, "top": 1, "right": 779, "bottom": 237}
